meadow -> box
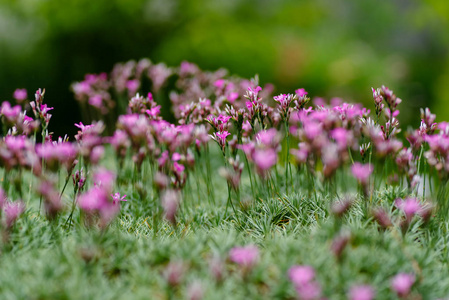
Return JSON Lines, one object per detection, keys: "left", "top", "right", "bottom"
{"left": 0, "top": 59, "right": 448, "bottom": 299}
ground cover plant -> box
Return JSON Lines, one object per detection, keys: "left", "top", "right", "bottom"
{"left": 1, "top": 59, "right": 449, "bottom": 299}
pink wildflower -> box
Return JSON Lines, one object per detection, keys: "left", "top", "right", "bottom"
{"left": 295, "top": 281, "right": 322, "bottom": 300}
{"left": 93, "top": 168, "right": 116, "bottom": 192}
{"left": 288, "top": 265, "right": 316, "bottom": 286}
{"left": 3, "top": 200, "right": 25, "bottom": 228}
{"left": 395, "top": 197, "right": 421, "bottom": 220}
{"left": 13, "top": 89, "right": 27, "bottom": 102}
{"left": 111, "top": 193, "right": 127, "bottom": 205}
{"left": 161, "top": 189, "right": 180, "bottom": 225}
{"left": 349, "top": 285, "right": 375, "bottom": 300}
{"left": 351, "top": 163, "right": 373, "bottom": 186}
{"left": 229, "top": 245, "right": 259, "bottom": 268}
{"left": 253, "top": 148, "right": 277, "bottom": 173}
{"left": 211, "top": 131, "right": 230, "bottom": 151}
{"left": 391, "top": 273, "right": 415, "bottom": 298}
{"left": 288, "top": 265, "right": 322, "bottom": 300}
{"left": 295, "top": 88, "right": 308, "bottom": 98}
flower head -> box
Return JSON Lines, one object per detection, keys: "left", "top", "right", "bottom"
{"left": 395, "top": 197, "right": 421, "bottom": 220}
{"left": 391, "top": 273, "right": 415, "bottom": 297}
{"left": 351, "top": 163, "right": 373, "bottom": 186}
{"left": 3, "top": 200, "right": 25, "bottom": 229}
{"left": 349, "top": 285, "right": 375, "bottom": 300}
{"left": 111, "top": 193, "right": 127, "bottom": 205}
{"left": 13, "top": 89, "right": 28, "bottom": 103}
{"left": 229, "top": 245, "right": 259, "bottom": 268}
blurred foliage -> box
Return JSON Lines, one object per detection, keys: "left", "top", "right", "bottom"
{"left": 0, "top": 0, "right": 448, "bottom": 136}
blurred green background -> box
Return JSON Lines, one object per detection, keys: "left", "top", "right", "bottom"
{"left": 0, "top": 0, "right": 448, "bottom": 137}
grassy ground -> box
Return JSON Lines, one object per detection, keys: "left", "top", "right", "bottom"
{"left": 1, "top": 147, "right": 449, "bottom": 300}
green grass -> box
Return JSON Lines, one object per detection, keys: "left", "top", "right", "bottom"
{"left": 1, "top": 147, "right": 449, "bottom": 299}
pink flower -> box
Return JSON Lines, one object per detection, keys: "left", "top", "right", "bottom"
{"left": 161, "top": 189, "right": 180, "bottom": 225}
{"left": 253, "top": 148, "right": 277, "bottom": 172}
{"left": 214, "top": 79, "right": 225, "bottom": 89}
{"left": 395, "top": 198, "right": 421, "bottom": 220}
{"left": 288, "top": 265, "right": 321, "bottom": 300}
{"left": 111, "top": 193, "right": 127, "bottom": 205}
{"left": 256, "top": 129, "right": 279, "bottom": 147}
{"left": 295, "top": 88, "right": 308, "bottom": 98}
{"left": 391, "top": 273, "right": 415, "bottom": 297}
{"left": 173, "top": 162, "right": 185, "bottom": 174}
{"left": 331, "top": 128, "right": 354, "bottom": 150}
{"left": 126, "top": 79, "right": 140, "bottom": 95}
{"left": 351, "top": 163, "right": 373, "bottom": 185}
{"left": 229, "top": 245, "right": 259, "bottom": 268}
{"left": 3, "top": 200, "right": 25, "bottom": 228}
{"left": 211, "top": 131, "right": 231, "bottom": 151}
{"left": 93, "top": 168, "right": 116, "bottom": 192}
{"left": 13, "top": 89, "right": 27, "bottom": 102}
{"left": 288, "top": 265, "right": 316, "bottom": 286}
{"left": 349, "top": 285, "right": 375, "bottom": 300}
{"left": 295, "top": 281, "right": 322, "bottom": 300}
{"left": 88, "top": 95, "right": 103, "bottom": 109}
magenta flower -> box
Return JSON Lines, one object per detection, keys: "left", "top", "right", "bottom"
{"left": 331, "top": 127, "right": 354, "bottom": 150}
{"left": 288, "top": 265, "right": 316, "bottom": 286}
{"left": 13, "top": 89, "right": 27, "bottom": 102}
{"left": 391, "top": 273, "right": 415, "bottom": 297}
{"left": 161, "top": 189, "right": 180, "bottom": 225}
{"left": 229, "top": 245, "right": 259, "bottom": 268}
{"left": 295, "top": 88, "right": 308, "bottom": 98}
{"left": 93, "top": 168, "right": 116, "bottom": 192}
{"left": 0, "top": 101, "right": 22, "bottom": 123}
{"left": 288, "top": 265, "right": 321, "bottom": 300}
{"left": 256, "top": 129, "right": 279, "bottom": 147}
{"left": 111, "top": 193, "right": 127, "bottom": 205}
{"left": 173, "top": 162, "right": 185, "bottom": 174}
{"left": 211, "top": 131, "right": 231, "bottom": 151}
{"left": 126, "top": 79, "right": 140, "bottom": 96}
{"left": 3, "top": 200, "right": 25, "bottom": 229}
{"left": 395, "top": 197, "right": 421, "bottom": 220}
{"left": 78, "top": 188, "right": 109, "bottom": 212}
{"left": 349, "top": 285, "right": 375, "bottom": 300}
{"left": 295, "top": 281, "right": 322, "bottom": 300}
{"left": 253, "top": 148, "right": 277, "bottom": 173}
{"left": 214, "top": 79, "right": 225, "bottom": 89}
{"left": 351, "top": 163, "right": 373, "bottom": 185}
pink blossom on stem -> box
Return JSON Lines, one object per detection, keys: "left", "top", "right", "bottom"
{"left": 111, "top": 193, "right": 127, "bottom": 205}
{"left": 395, "top": 197, "right": 421, "bottom": 221}
{"left": 288, "top": 265, "right": 322, "bottom": 300}
{"left": 3, "top": 200, "right": 25, "bottom": 229}
{"left": 161, "top": 189, "right": 180, "bottom": 225}
{"left": 13, "top": 89, "right": 27, "bottom": 103}
{"left": 349, "top": 285, "right": 375, "bottom": 300}
{"left": 229, "top": 245, "right": 259, "bottom": 268}
{"left": 351, "top": 163, "right": 373, "bottom": 186}
{"left": 211, "top": 131, "right": 230, "bottom": 152}
{"left": 391, "top": 273, "right": 415, "bottom": 298}
{"left": 288, "top": 265, "right": 316, "bottom": 286}
{"left": 295, "top": 88, "right": 308, "bottom": 98}
{"left": 253, "top": 148, "right": 277, "bottom": 174}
